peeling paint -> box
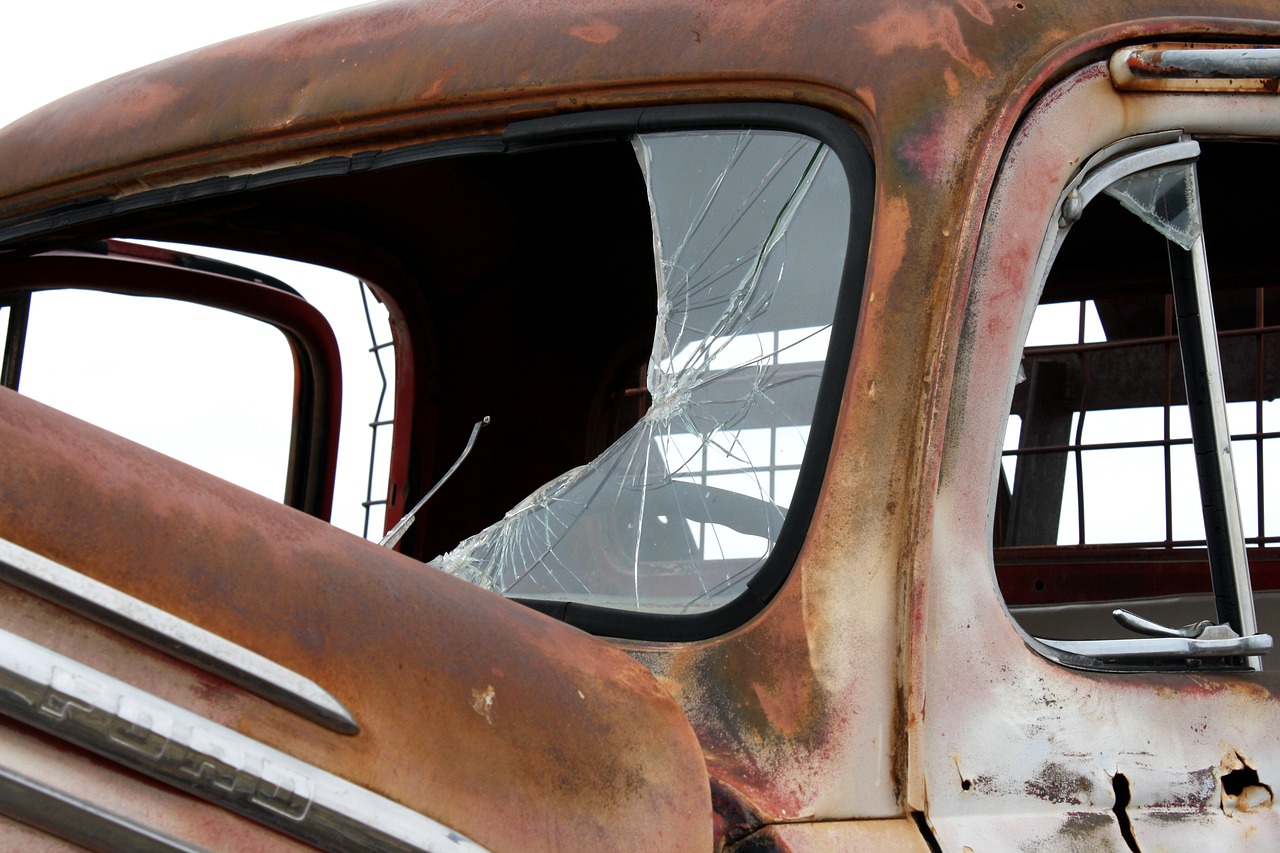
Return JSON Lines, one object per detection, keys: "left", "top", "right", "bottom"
{"left": 1026, "top": 762, "right": 1094, "bottom": 806}
{"left": 1220, "top": 750, "right": 1274, "bottom": 816}
{"left": 471, "top": 684, "right": 496, "bottom": 725}
{"left": 568, "top": 18, "right": 622, "bottom": 45}
{"left": 858, "top": 4, "right": 994, "bottom": 78}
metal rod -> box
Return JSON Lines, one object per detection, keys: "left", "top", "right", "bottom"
{"left": 380, "top": 416, "right": 490, "bottom": 550}
{"left": 1168, "top": 233, "right": 1258, "bottom": 645}
{"left": 1, "top": 291, "right": 31, "bottom": 390}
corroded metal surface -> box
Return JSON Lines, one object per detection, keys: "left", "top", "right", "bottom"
{"left": 0, "top": 388, "right": 711, "bottom": 851}
{"left": 1, "top": 1, "right": 1278, "bottom": 222}
{"left": 0, "top": 537, "right": 356, "bottom": 734}
{"left": 921, "top": 64, "right": 1280, "bottom": 850}
{"left": 2, "top": 0, "right": 1280, "bottom": 847}
{"left": 726, "top": 818, "right": 931, "bottom": 852}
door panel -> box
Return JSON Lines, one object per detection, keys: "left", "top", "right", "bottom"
{"left": 924, "top": 59, "right": 1280, "bottom": 850}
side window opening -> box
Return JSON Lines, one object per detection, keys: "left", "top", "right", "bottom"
{"left": 17, "top": 288, "right": 296, "bottom": 500}
{"left": 0, "top": 106, "right": 872, "bottom": 638}
{"left": 125, "top": 245, "right": 400, "bottom": 540}
{"left": 997, "top": 136, "right": 1274, "bottom": 668}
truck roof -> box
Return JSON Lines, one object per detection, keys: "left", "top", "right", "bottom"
{"left": 3, "top": 0, "right": 1278, "bottom": 220}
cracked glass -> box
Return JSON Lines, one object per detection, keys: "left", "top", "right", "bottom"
{"left": 1102, "top": 162, "right": 1202, "bottom": 251}
{"left": 435, "top": 128, "right": 851, "bottom": 613}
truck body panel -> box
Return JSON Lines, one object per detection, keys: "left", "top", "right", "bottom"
{"left": 2, "top": 1, "right": 1280, "bottom": 850}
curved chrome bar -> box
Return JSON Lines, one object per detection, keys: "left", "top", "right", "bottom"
{"left": 0, "top": 627, "right": 487, "bottom": 853}
{"left": 0, "top": 762, "right": 209, "bottom": 852}
{"left": 0, "top": 537, "right": 357, "bottom": 734}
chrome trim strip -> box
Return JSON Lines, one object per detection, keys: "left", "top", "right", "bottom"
{"left": 0, "top": 627, "right": 488, "bottom": 853}
{"left": 1119, "top": 47, "right": 1280, "bottom": 80}
{"left": 1040, "top": 632, "right": 1272, "bottom": 661}
{"left": 1112, "top": 46, "right": 1280, "bottom": 92}
{"left": 0, "top": 761, "right": 209, "bottom": 853}
{"left": 0, "top": 538, "right": 357, "bottom": 734}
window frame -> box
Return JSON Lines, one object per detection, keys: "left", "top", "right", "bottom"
{"left": 979, "top": 77, "right": 1280, "bottom": 671}
{"left": 0, "top": 240, "right": 343, "bottom": 518}
{"left": 0, "top": 104, "right": 874, "bottom": 643}
{"left": 496, "top": 104, "right": 875, "bottom": 640}
{"left": 997, "top": 136, "right": 1274, "bottom": 669}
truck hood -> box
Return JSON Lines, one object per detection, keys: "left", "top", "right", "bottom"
{"left": 0, "top": 386, "right": 712, "bottom": 851}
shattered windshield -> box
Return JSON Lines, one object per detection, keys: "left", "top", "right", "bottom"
{"left": 435, "top": 128, "right": 851, "bottom": 613}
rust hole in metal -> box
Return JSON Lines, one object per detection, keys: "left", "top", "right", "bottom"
{"left": 1221, "top": 754, "right": 1274, "bottom": 814}
{"left": 1223, "top": 764, "right": 1263, "bottom": 796}
{"left": 710, "top": 777, "right": 764, "bottom": 848}
{"left": 1111, "top": 772, "right": 1140, "bottom": 853}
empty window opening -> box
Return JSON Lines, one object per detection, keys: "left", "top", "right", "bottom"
{"left": 131, "top": 245, "right": 398, "bottom": 539}
{"left": 0, "top": 240, "right": 393, "bottom": 537}
{"left": 996, "top": 139, "right": 1278, "bottom": 657}
{"left": 18, "top": 288, "right": 295, "bottom": 500}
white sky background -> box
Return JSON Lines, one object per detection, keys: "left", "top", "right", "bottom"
{"left": 0, "top": 2, "right": 393, "bottom": 538}
{"left": 0, "top": 2, "right": 366, "bottom": 130}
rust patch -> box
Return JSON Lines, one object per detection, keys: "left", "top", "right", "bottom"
{"left": 1220, "top": 750, "right": 1274, "bottom": 815}
{"left": 872, "top": 195, "right": 912, "bottom": 287}
{"left": 568, "top": 18, "right": 623, "bottom": 45}
{"left": 1026, "top": 762, "right": 1094, "bottom": 806}
{"left": 944, "top": 66, "right": 961, "bottom": 95}
{"left": 1053, "top": 810, "right": 1121, "bottom": 845}
{"left": 643, "top": 573, "right": 845, "bottom": 818}
{"left": 710, "top": 776, "right": 765, "bottom": 851}
{"left": 858, "top": 4, "right": 994, "bottom": 78}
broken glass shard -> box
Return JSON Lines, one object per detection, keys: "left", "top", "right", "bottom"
{"left": 435, "top": 129, "right": 851, "bottom": 614}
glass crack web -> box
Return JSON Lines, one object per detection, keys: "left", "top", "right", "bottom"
{"left": 435, "top": 129, "right": 850, "bottom": 613}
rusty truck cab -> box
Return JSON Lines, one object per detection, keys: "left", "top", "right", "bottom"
{"left": 1, "top": 2, "right": 1280, "bottom": 851}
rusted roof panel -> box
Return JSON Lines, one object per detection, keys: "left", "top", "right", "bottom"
{"left": 2, "top": 1, "right": 1279, "bottom": 220}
